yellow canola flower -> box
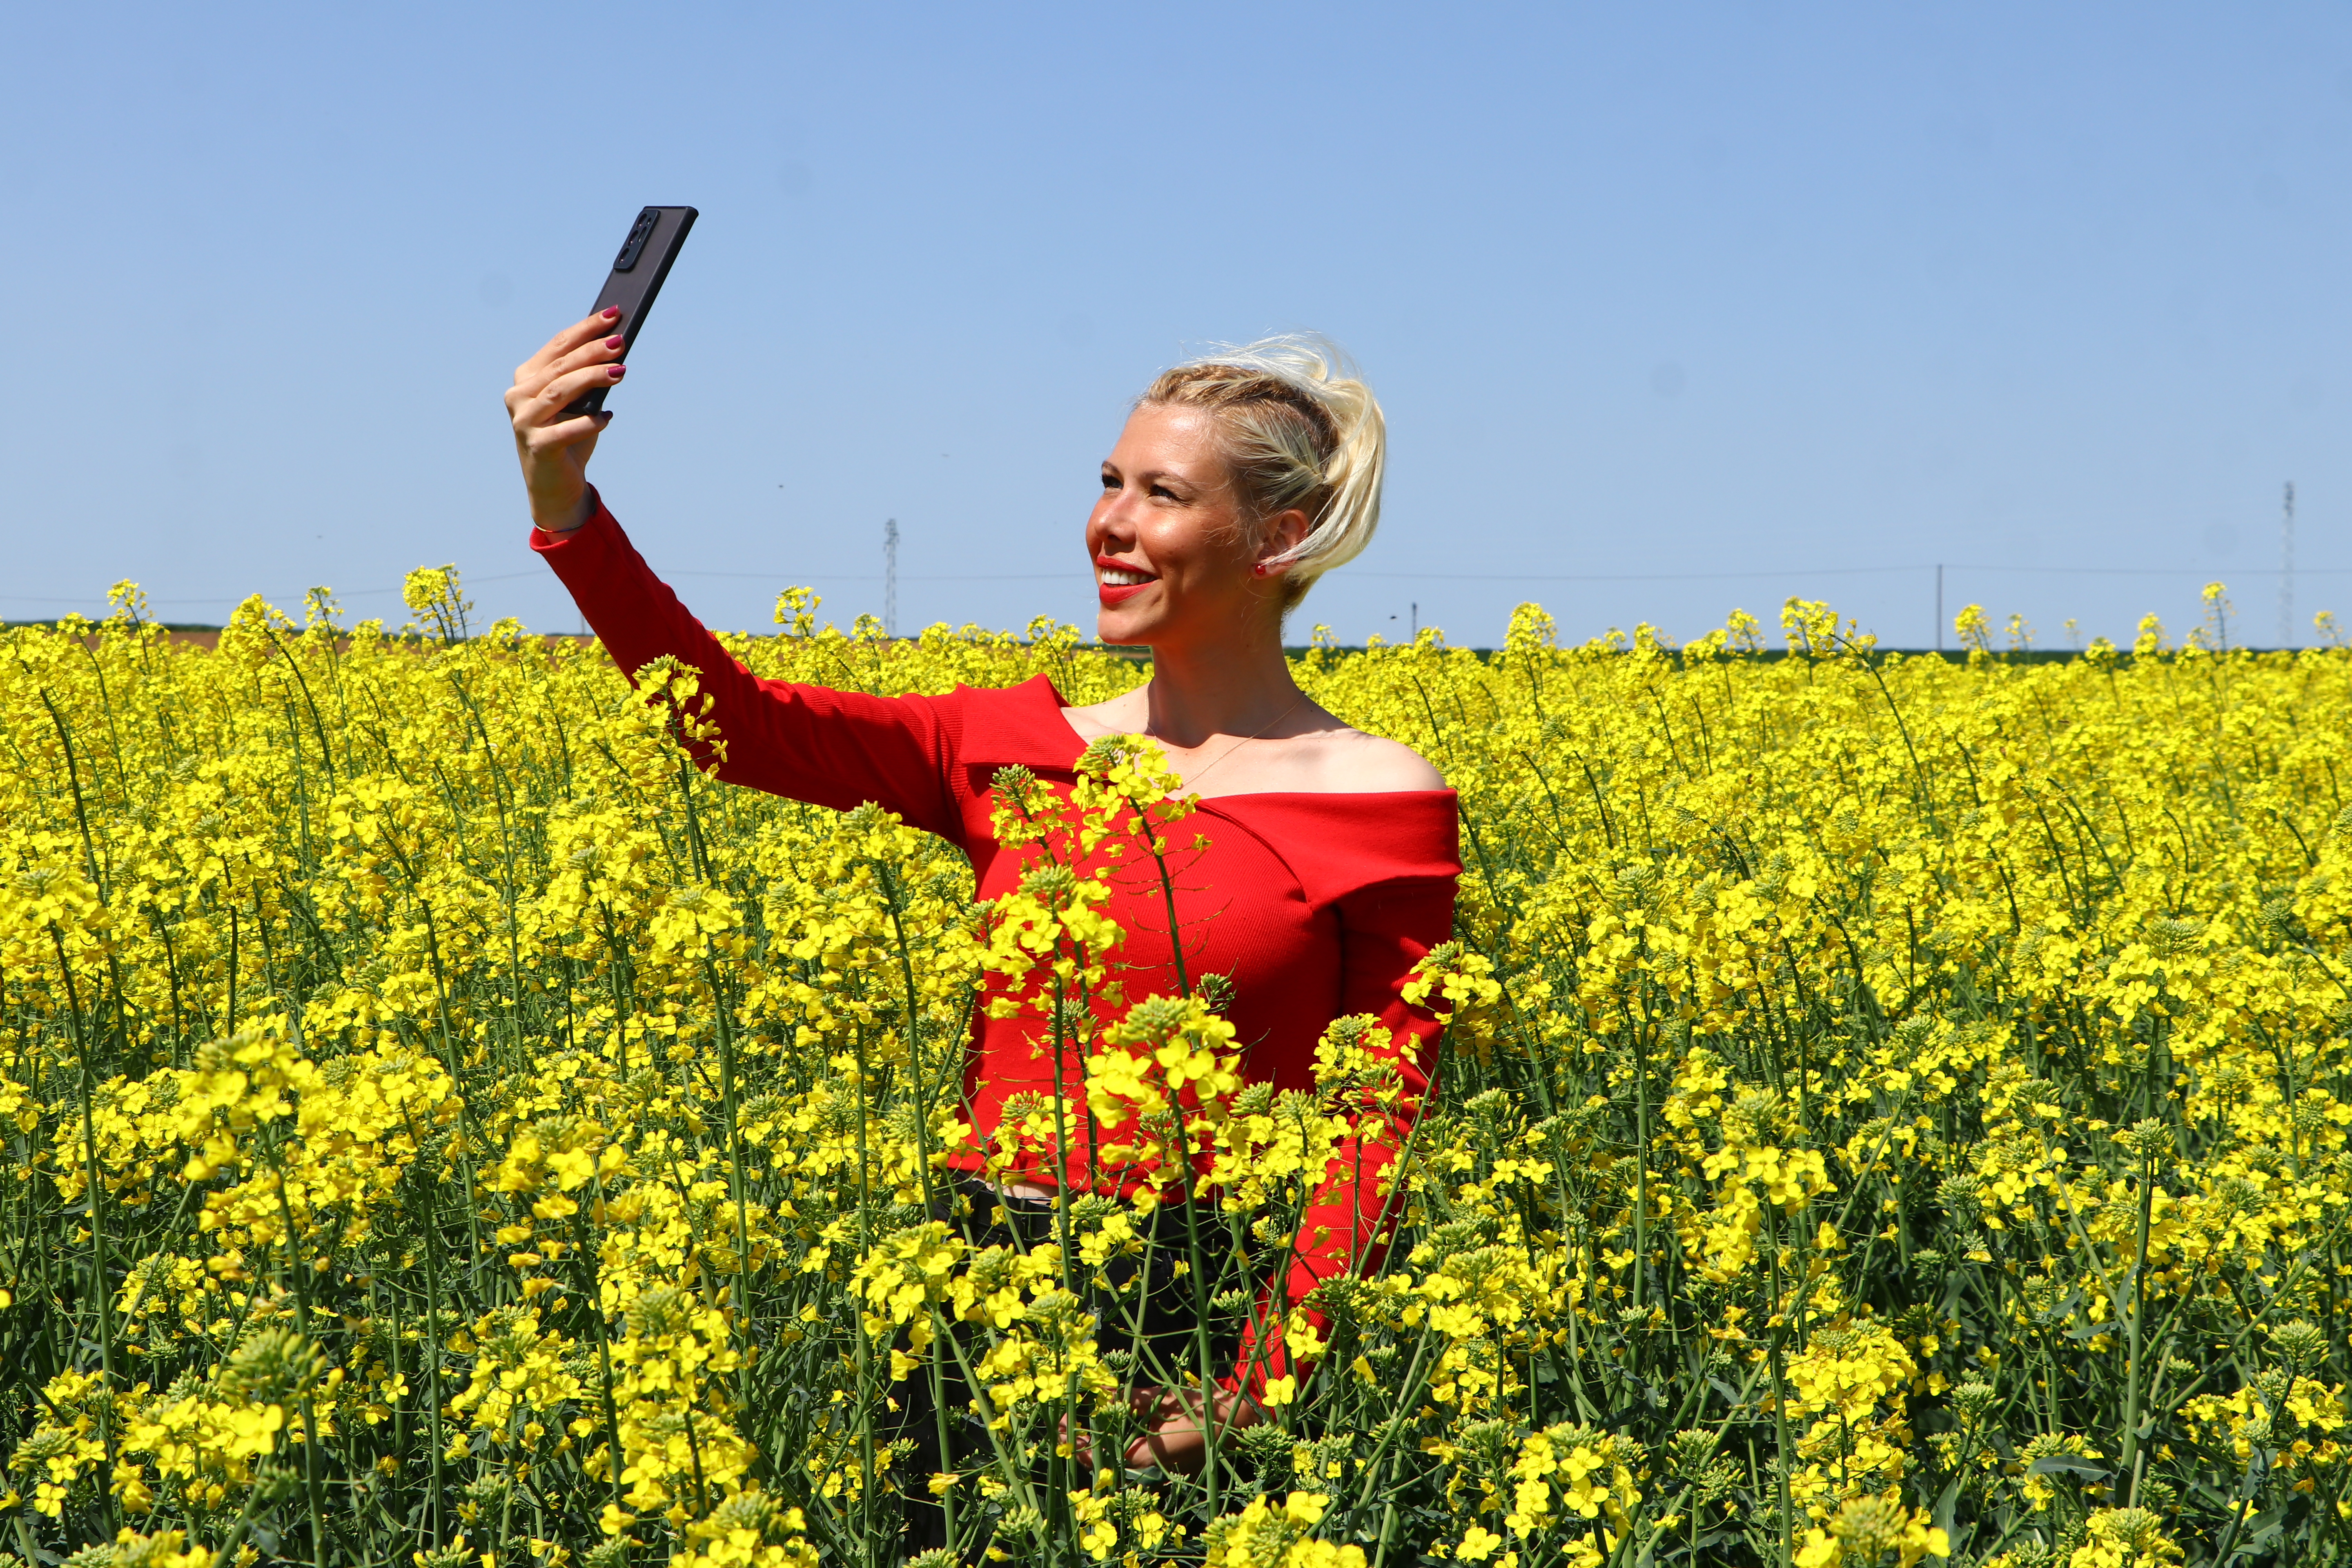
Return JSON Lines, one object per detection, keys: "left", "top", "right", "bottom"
{"left": 1793, "top": 1493, "right": 1948, "bottom": 1566}
{"left": 2065, "top": 1507, "right": 2182, "bottom": 1568}
{"left": 1202, "top": 1491, "right": 1367, "bottom": 1568}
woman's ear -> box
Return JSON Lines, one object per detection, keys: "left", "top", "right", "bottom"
{"left": 1256, "top": 507, "right": 1312, "bottom": 571}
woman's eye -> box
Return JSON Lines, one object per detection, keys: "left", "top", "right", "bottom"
{"left": 1149, "top": 484, "right": 1176, "bottom": 501}
{"left": 1100, "top": 472, "right": 1119, "bottom": 491}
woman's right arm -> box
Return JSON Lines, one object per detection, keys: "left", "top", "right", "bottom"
{"left": 507, "top": 314, "right": 965, "bottom": 841}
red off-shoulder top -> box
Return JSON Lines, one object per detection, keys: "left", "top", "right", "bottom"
{"left": 533, "top": 497, "right": 1461, "bottom": 1385}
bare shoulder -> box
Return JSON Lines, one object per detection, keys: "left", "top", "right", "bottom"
{"left": 1304, "top": 726, "right": 1447, "bottom": 792}
{"left": 1062, "top": 693, "right": 1144, "bottom": 741}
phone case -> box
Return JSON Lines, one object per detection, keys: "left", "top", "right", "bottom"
{"left": 563, "top": 205, "right": 699, "bottom": 417}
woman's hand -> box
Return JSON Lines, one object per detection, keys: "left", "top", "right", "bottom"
{"left": 505, "top": 309, "right": 627, "bottom": 533}
{"left": 1068, "top": 1385, "right": 1267, "bottom": 1475}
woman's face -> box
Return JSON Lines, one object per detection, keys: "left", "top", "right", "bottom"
{"left": 1087, "top": 403, "right": 1290, "bottom": 649}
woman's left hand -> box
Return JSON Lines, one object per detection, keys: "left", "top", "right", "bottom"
{"left": 1069, "top": 1385, "right": 1267, "bottom": 1475}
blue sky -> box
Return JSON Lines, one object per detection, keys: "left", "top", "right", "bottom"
{"left": 7, "top": 3, "right": 2348, "bottom": 648}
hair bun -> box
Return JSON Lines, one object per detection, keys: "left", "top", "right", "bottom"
{"left": 1140, "top": 334, "right": 1385, "bottom": 609}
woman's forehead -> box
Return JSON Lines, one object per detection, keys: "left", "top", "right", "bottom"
{"left": 1112, "top": 402, "right": 1222, "bottom": 468}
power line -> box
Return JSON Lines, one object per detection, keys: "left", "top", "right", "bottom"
{"left": 14, "top": 558, "right": 2350, "bottom": 613}
{"left": 0, "top": 567, "right": 1079, "bottom": 610}
{"left": 1942, "top": 562, "right": 2345, "bottom": 578}
{"left": 664, "top": 570, "right": 1075, "bottom": 583}
{"left": 0, "top": 570, "right": 551, "bottom": 608}
{"left": 1348, "top": 563, "right": 2352, "bottom": 583}
{"left": 1349, "top": 565, "right": 1917, "bottom": 582}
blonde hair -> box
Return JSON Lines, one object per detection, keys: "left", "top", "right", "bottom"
{"left": 1138, "top": 334, "right": 1385, "bottom": 610}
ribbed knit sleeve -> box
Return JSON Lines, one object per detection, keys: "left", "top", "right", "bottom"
{"left": 532, "top": 495, "right": 970, "bottom": 845}
{"left": 1206, "top": 794, "right": 1460, "bottom": 1393}
{"left": 1230, "top": 872, "right": 1454, "bottom": 1392}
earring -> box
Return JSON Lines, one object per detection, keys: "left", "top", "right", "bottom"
{"left": 1251, "top": 563, "right": 1268, "bottom": 576}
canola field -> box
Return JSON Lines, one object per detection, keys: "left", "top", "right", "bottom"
{"left": 2, "top": 577, "right": 2349, "bottom": 1568}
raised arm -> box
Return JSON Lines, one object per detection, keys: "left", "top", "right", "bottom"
{"left": 508, "top": 314, "right": 965, "bottom": 841}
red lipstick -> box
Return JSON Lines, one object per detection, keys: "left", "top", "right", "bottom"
{"left": 1094, "top": 556, "right": 1156, "bottom": 607}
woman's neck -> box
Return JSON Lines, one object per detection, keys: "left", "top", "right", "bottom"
{"left": 1136, "top": 630, "right": 1302, "bottom": 748}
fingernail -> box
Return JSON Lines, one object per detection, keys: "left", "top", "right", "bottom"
{"left": 601, "top": 306, "right": 621, "bottom": 320}
{"left": 607, "top": 365, "right": 625, "bottom": 378}
{"left": 604, "top": 334, "right": 625, "bottom": 350}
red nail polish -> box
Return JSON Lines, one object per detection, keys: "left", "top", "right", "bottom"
{"left": 605, "top": 334, "right": 625, "bottom": 350}
{"left": 601, "top": 306, "right": 621, "bottom": 319}
{"left": 608, "top": 365, "right": 625, "bottom": 378}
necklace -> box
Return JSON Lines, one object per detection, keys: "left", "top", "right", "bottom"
{"left": 1154, "top": 684, "right": 1310, "bottom": 793}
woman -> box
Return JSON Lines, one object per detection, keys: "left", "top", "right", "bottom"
{"left": 505, "top": 314, "right": 1459, "bottom": 1474}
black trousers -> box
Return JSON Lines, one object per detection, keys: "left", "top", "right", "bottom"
{"left": 895, "top": 1180, "right": 1243, "bottom": 1552}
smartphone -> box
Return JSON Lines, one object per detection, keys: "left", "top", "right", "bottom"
{"left": 562, "top": 205, "right": 698, "bottom": 417}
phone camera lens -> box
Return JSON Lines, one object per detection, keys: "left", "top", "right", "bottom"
{"left": 612, "top": 207, "right": 662, "bottom": 272}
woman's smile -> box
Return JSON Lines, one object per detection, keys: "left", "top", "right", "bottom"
{"left": 1094, "top": 556, "right": 1158, "bottom": 605}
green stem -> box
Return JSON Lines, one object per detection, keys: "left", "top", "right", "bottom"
{"left": 51, "top": 925, "right": 118, "bottom": 1535}
{"left": 2119, "top": 1147, "right": 2156, "bottom": 1483}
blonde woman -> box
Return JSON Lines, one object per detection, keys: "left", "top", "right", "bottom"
{"left": 507, "top": 321, "right": 1459, "bottom": 1484}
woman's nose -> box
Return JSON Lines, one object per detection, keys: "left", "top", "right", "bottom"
{"left": 1091, "top": 497, "right": 1136, "bottom": 542}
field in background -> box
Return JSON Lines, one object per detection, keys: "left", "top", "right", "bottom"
{"left": 2, "top": 579, "right": 2349, "bottom": 1568}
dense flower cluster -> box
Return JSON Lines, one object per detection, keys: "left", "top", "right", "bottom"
{"left": 1, "top": 575, "right": 2346, "bottom": 1566}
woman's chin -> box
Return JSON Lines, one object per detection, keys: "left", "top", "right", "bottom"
{"left": 1096, "top": 611, "right": 1155, "bottom": 648}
